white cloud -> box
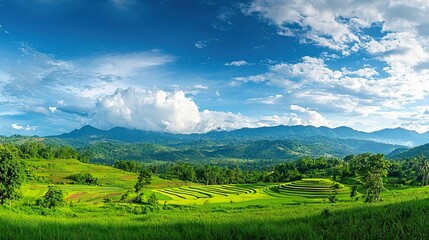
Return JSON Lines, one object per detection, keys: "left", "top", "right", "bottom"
{"left": 289, "top": 105, "right": 330, "bottom": 127}
{"left": 48, "top": 106, "right": 57, "bottom": 113}
{"left": 245, "top": 0, "right": 429, "bottom": 57}
{"left": 0, "top": 24, "right": 9, "bottom": 34}
{"left": 194, "top": 40, "right": 208, "bottom": 49}
{"left": 81, "top": 51, "right": 173, "bottom": 78}
{"left": 11, "top": 123, "right": 36, "bottom": 131}
{"left": 92, "top": 88, "right": 202, "bottom": 133}
{"left": 194, "top": 39, "right": 219, "bottom": 49}
{"left": 212, "top": 7, "right": 236, "bottom": 30}
{"left": 225, "top": 60, "right": 249, "bottom": 66}
{"left": 233, "top": 56, "right": 429, "bottom": 117}
{"left": 0, "top": 44, "right": 178, "bottom": 135}
{"left": 247, "top": 94, "right": 283, "bottom": 104}
{"left": 91, "top": 87, "right": 330, "bottom": 133}
{"left": 257, "top": 105, "right": 330, "bottom": 128}
{"left": 244, "top": 0, "right": 364, "bottom": 53}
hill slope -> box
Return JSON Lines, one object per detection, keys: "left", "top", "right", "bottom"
{"left": 388, "top": 143, "right": 429, "bottom": 159}
{"left": 80, "top": 137, "right": 402, "bottom": 164}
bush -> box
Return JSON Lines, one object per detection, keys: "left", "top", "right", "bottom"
{"left": 36, "top": 186, "right": 65, "bottom": 208}
{"left": 103, "top": 197, "right": 113, "bottom": 203}
{"left": 120, "top": 191, "right": 132, "bottom": 202}
{"left": 321, "top": 208, "right": 332, "bottom": 218}
{"left": 68, "top": 172, "right": 100, "bottom": 185}
{"left": 148, "top": 193, "right": 159, "bottom": 206}
{"left": 328, "top": 194, "right": 337, "bottom": 203}
{"left": 133, "top": 193, "right": 145, "bottom": 204}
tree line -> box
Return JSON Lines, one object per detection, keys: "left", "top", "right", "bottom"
{"left": 1, "top": 141, "right": 89, "bottom": 162}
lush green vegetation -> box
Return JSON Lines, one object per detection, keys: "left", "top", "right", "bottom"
{"left": 1, "top": 140, "right": 429, "bottom": 239}
{"left": 78, "top": 138, "right": 402, "bottom": 165}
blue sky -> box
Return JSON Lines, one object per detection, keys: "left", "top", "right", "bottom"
{"left": 1, "top": 0, "right": 429, "bottom": 136}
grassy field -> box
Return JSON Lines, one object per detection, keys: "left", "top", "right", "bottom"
{"left": 1, "top": 158, "right": 428, "bottom": 239}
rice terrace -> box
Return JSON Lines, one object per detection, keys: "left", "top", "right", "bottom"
{"left": 2, "top": 0, "right": 429, "bottom": 239}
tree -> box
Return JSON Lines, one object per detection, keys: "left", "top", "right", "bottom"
{"left": 134, "top": 168, "right": 152, "bottom": 193}
{"left": 148, "top": 193, "right": 159, "bottom": 206}
{"left": 68, "top": 172, "right": 100, "bottom": 185}
{"left": 328, "top": 183, "right": 340, "bottom": 203}
{"left": 350, "top": 185, "right": 358, "bottom": 201}
{"left": 36, "top": 186, "right": 65, "bottom": 208}
{"left": 351, "top": 153, "right": 390, "bottom": 202}
{"left": 412, "top": 155, "right": 429, "bottom": 186}
{"left": 0, "top": 146, "right": 25, "bottom": 205}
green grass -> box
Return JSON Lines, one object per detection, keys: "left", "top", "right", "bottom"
{"left": 3, "top": 158, "right": 429, "bottom": 239}
{"left": 1, "top": 190, "right": 429, "bottom": 239}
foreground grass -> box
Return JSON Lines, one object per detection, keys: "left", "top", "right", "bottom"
{"left": 1, "top": 189, "right": 429, "bottom": 240}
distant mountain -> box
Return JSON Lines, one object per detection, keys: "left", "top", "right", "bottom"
{"left": 368, "top": 128, "right": 424, "bottom": 146}
{"left": 52, "top": 125, "right": 429, "bottom": 147}
{"left": 54, "top": 125, "right": 181, "bottom": 146}
{"left": 388, "top": 143, "right": 429, "bottom": 159}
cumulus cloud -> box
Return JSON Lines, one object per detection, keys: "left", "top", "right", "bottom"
{"left": 289, "top": 105, "right": 330, "bottom": 127}
{"left": 92, "top": 88, "right": 201, "bottom": 133}
{"left": 91, "top": 88, "right": 330, "bottom": 133}
{"left": 240, "top": 0, "right": 429, "bottom": 126}
{"left": 225, "top": 60, "right": 249, "bottom": 66}
{"left": 244, "top": 0, "right": 429, "bottom": 57}
{"left": 233, "top": 55, "right": 429, "bottom": 118}
{"left": 0, "top": 44, "right": 177, "bottom": 135}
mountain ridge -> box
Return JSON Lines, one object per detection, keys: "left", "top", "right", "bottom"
{"left": 52, "top": 124, "right": 429, "bottom": 147}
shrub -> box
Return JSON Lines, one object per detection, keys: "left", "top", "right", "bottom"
{"left": 148, "top": 193, "right": 159, "bottom": 206}
{"left": 103, "top": 197, "right": 113, "bottom": 204}
{"left": 36, "top": 186, "right": 65, "bottom": 208}
{"left": 321, "top": 208, "right": 332, "bottom": 218}
{"left": 120, "top": 191, "right": 132, "bottom": 202}
{"left": 68, "top": 172, "right": 100, "bottom": 185}
{"left": 328, "top": 194, "right": 337, "bottom": 203}
{"left": 133, "top": 193, "right": 145, "bottom": 204}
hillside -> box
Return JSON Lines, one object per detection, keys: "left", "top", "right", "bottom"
{"left": 79, "top": 137, "right": 402, "bottom": 164}
{"left": 22, "top": 158, "right": 187, "bottom": 204}
{"left": 388, "top": 143, "right": 429, "bottom": 159}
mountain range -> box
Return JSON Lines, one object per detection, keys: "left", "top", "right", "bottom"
{"left": 54, "top": 125, "right": 428, "bottom": 147}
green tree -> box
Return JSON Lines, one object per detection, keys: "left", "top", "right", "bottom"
{"left": 351, "top": 153, "right": 390, "bottom": 202}
{"left": 148, "top": 193, "right": 159, "bottom": 206}
{"left": 134, "top": 168, "right": 152, "bottom": 193}
{"left": 328, "top": 183, "right": 340, "bottom": 203}
{"left": 36, "top": 186, "right": 65, "bottom": 208}
{"left": 68, "top": 172, "right": 100, "bottom": 185}
{"left": 0, "top": 146, "right": 25, "bottom": 205}
{"left": 350, "top": 185, "right": 358, "bottom": 201}
{"left": 412, "top": 155, "right": 429, "bottom": 186}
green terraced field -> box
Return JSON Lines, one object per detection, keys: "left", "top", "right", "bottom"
{"left": 154, "top": 184, "right": 271, "bottom": 204}
{"left": 20, "top": 159, "right": 357, "bottom": 206}
{"left": 263, "top": 179, "right": 351, "bottom": 202}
